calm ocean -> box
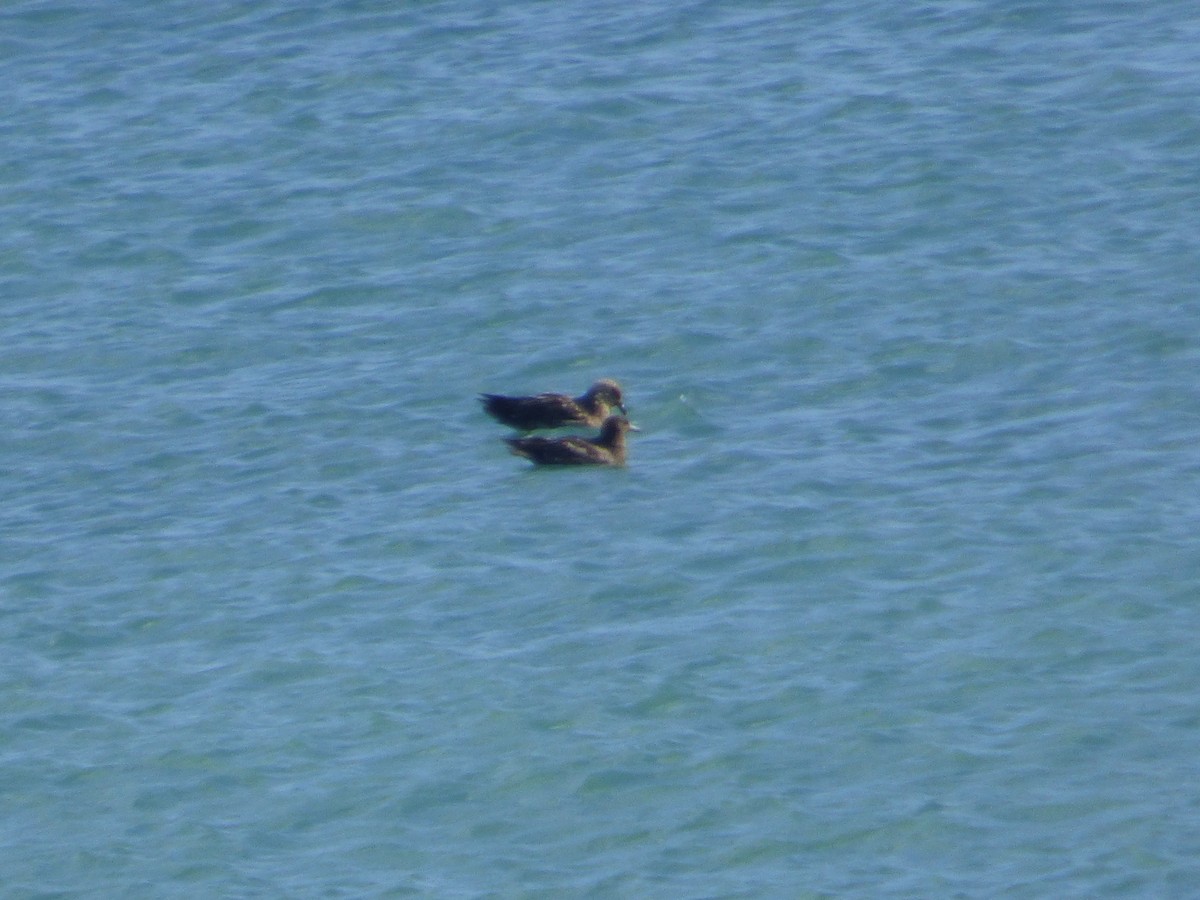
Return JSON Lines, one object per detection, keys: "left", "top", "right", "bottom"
{"left": 3, "top": 0, "right": 1199, "bottom": 896}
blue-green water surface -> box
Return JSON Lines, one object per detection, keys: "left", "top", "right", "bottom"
{"left": 4, "top": 1, "right": 1200, "bottom": 896}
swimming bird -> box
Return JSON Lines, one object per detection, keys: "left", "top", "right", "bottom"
{"left": 505, "top": 415, "right": 639, "bottom": 467}
{"left": 479, "top": 378, "right": 627, "bottom": 431}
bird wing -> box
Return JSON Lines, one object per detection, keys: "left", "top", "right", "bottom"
{"left": 530, "top": 393, "right": 586, "bottom": 420}
{"left": 506, "top": 435, "right": 609, "bottom": 465}
{"left": 551, "top": 436, "right": 609, "bottom": 464}
{"left": 483, "top": 392, "right": 584, "bottom": 430}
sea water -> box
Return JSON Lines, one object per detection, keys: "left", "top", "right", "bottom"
{"left": 3, "top": 0, "right": 1200, "bottom": 896}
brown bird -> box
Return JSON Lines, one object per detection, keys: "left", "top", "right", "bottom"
{"left": 480, "top": 379, "right": 627, "bottom": 432}
{"left": 505, "top": 415, "right": 639, "bottom": 467}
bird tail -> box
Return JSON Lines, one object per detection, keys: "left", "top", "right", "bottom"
{"left": 504, "top": 437, "right": 532, "bottom": 459}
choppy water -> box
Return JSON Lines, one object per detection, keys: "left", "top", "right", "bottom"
{"left": 4, "top": 1, "right": 1200, "bottom": 896}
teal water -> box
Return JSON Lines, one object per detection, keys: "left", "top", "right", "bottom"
{"left": 4, "top": 1, "right": 1200, "bottom": 896}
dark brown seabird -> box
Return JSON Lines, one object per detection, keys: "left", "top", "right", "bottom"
{"left": 479, "top": 378, "right": 627, "bottom": 432}
{"left": 505, "top": 415, "right": 639, "bottom": 467}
